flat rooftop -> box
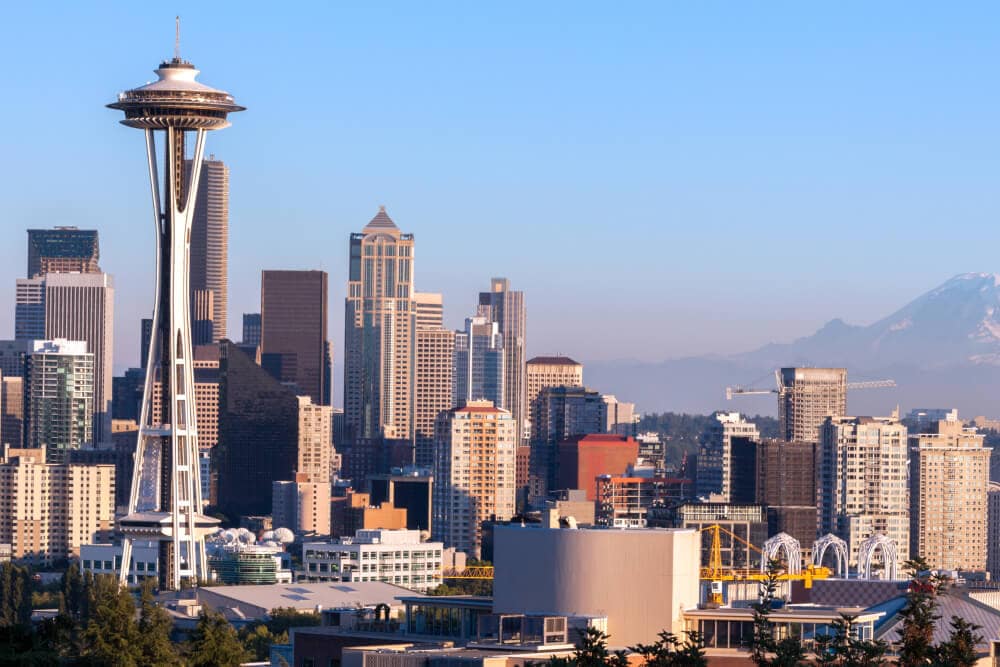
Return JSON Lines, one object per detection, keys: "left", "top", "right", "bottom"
{"left": 197, "top": 581, "right": 422, "bottom": 612}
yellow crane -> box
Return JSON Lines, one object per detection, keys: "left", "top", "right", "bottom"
{"left": 441, "top": 566, "right": 494, "bottom": 580}
{"left": 698, "top": 524, "right": 831, "bottom": 589}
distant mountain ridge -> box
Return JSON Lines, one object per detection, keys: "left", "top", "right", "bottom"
{"left": 585, "top": 273, "right": 1000, "bottom": 418}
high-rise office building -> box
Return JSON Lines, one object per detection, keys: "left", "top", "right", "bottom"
{"left": 695, "top": 412, "right": 760, "bottom": 502}
{"left": 1, "top": 376, "right": 23, "bottom": 448}
{"left": 0, "top": 447, "right": 114, "bottom": 564}
{"left": 531, "top": 385, "right": 604, "bottom": 500}
{"left": 17, "top": 273, "right": 114, "bottom": 444}
{"left": 186, "top": 157, "right": 229, "bottom": 342}
{"left": 526, "top": 356, "right": 583, "bottom": 438}
{"left": 432, "top": 401, "right": 516, "bottom": 557}
{"left": 909, "top": 417, "right": 990, "bottom": 571}
{"left": 215, "top": 342, "right": 299, "bottom": 520}
{"left": 819, "top": 415, "right": 909, "bottom": 565}
{"left": 756, "top": 439, "right": 817, "bottom": 560}
{"left": 453, "top": 316, "right": 504, "bottom": 409}
{"left": 779, "top": 367, "right": 847, "bottom": 444}
{"left": 987, "top": 482, "right": 1000, "bottom": 580}
{"left": 260, "top": 270, "right": 329, "bottom": 405}
{"left": 414, "top": 292, "right": 443, "bottom": 329}
{"left": 297, "top": 395, "right": 334, "bottom": 484}
{"left": 26, "top": 227, "right": 100, "bottom": 278}
{"left": 344, "top": 207, "right": 416, "bottom": 442}
{"left": 0, "top": 340, "right": 29, "bottom": 378}
{"left": 600, "top": 395, "right": 638, "bottom": 436}
{"left": 477, "top": 278, "right": 526, "bottom": 439}
{"left": 242, "top": 313, "right": 261, "bottom": 346}
{"left": 414, "top": 326, "right": 454, "bottom": 469}
{"left": 191, "top": 289, "right": 215, "bottom": 346}
{"left": 151, "top": 345, "right": 220, "bottom": 451}
{"left": 24, "top": 340, "right": 94, "bottom": 463}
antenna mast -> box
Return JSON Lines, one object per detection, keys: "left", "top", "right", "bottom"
{"left": 174, "top": 16, "right": 181, "bottom": 60}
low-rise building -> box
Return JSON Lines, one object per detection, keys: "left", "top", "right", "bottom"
{"left": 302, "top": 529, "right": 444, "bottom": 591}
{"left": 81, "top": 541, "right": 159, "bottom": 585}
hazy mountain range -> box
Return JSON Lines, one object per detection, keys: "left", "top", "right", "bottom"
{"left": 586, "top": 273, "right": 1000, "bottom": 419}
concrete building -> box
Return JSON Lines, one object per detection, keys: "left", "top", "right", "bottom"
{"left": 675, "top": 502, "right": 768, "bottom": 570}
{"left": 24, "top": 339, "right": 94, "bottom": 462}
{"left": 988, "top": 482, "right": 1000, "bottom": 580}
{"left": 414, "top": 323, "right": 454, "bottom": 469}
{"left": 696, "top": 412, "right": 759, "bottom": 502}
{"left": 433, "top": 401, "right": 516, "bottom": 557}
{"left": 369, "top": 472, "right": 433, "bottom": 532}
{"left": 819, "top": 415, "right": 909, "bottom": 566}
{"left": 906, "top": 408, "right": 959, "bottom": 431}
{"left": 26, "top": 228, "right": 100, "bottom": 278}
{"left": 596, "top": 475, "right": 694, "bottom": 528}
{"left": 151, "top": 344, "right": 220, "bottom": 451}
{"left": 331, "top": 491, "right": 409, "bottom": 538}
{"left": 186, "top": 157, "right": 229, "bottom": 343}
{"left": 453, "top": 316, "right": 504, "bottom": 410}
{"left": 909, "top": 418, "right": 990, "bottom": 571}
{"left": 18, "top": 273, "right": 114, "bottom": 444}
{"left": 779, "top": 367, "right": 847, "bottom": 444}
{"left": 273, "top": 477, "right": 331, "bottom": 537}
{"left": 298, "top": 396, "right": 334, "bottom": 484}
{"left": 302, "top": 529, "right": 444, "bottom": 591}
{"left": 0, "top": 447, "right": 115, "bottom": 563}
{"left": 477, "top": 278, "right": 526, "bottom": 442}
{"left": 556, "top": 434, "right": 638, "bottom": 501}
{"left": 599, "top": 395, "right": 637, "bottom": 436}
{"left": 531, "top": 385, "right": 604, "bottom": 501}
{"left": 756, "top": 439, "right": 817, "bottom": 560}
{"left": 526, "top": 356, "right": 583, "bottom": 434}
{"left": 1, "top": 376, "right": 23, "bottom": 448}
{"left": 414, "top": 292, "right": 443, "bottom": 330}
{"left": 492, "top": 525, "right": 700, "bottom": 647}
{"left": 196, "top": 581, "right": 415, "bottom": 623}
{"left": 344, "top": 207, "right": 416, "bottom": 443}
{"left": 82, "top": 541, "right": 159, "bottom": 586}
{"left": 261, "top": 270, "right": 329, "bottom": 405}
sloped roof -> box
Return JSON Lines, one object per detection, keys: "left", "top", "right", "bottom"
{"left": 363, "top": 206, "right": 399, "bottom": 232}
{"left": 877, "top": 590, "right": 1000, "bottom": 652}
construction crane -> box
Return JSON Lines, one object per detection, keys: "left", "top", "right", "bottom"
{"left": 725, "top": 369, "right": 895, "bottom": 400}
{"left": 698, "top": 524, "right": 831, "bottom": 591}
{"left": 441, "top": 566, "right": 494, "bottom": 580}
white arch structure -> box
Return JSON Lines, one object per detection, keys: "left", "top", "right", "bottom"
{"left": 857, "top": 534, "right": 900, "bottom": 580}
{"left": 761, "top": 533, "right": 802, "bottom": 575}
{"left": 812, "top": 534, "right": 849, "bottom": 578}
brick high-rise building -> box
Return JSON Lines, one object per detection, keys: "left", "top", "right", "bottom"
{"left": 819, "top": 415, "right": 909, "bottom": 566}
{"left": 756, "top": 439, "right": 818, "bottom": 561}
{"left": 433, "top": 401, "right": 516, "bottom": 557}
{"left": 344, "top": 208, "right": 416, "bottom": 443}
{"left": 24, "top": 340, "right": 94, "bottom": 463}
{"left": 186, "top": 157, "right": 229, "bottom": 342}
{"left": 0, "top": 447, "right": 114, "bottom": 563}
{"left": 478, "top": 278, "right": 526, "bottom": 441}
{"left": 557, "top": 434, "right": 639, "bottom": 501}
{"left": 779, "top": 368, "right": 847, "bottom": 444}
{"left": 261, "top": 270, "right": 329, "bottom": 405}
{"left": 909, "top": 417, "right": 990, "bottom": 571}
{"left": 26, "top": 227, "right": 100, "bottom": 278}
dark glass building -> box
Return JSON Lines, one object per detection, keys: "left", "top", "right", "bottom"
{"left": 27, "top": 227, "right": 100, "bottom": 278}
{"left": 260, "top": 270, "right": 328, "bottom": 405}
{"left": 369, "top": 473, "right": 434, "bottom": 532}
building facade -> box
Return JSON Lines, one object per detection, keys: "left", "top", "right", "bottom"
{"left": 453, "top": 316, "right": 504, "bottom": 410}
{"left": 779, "top": 367, "right": 847, "bottom": 444}
{"left": 477, "top": 278, "right": 526, "bottom": 441}
{"left": 26, "top": 227, "right": 100, "bottom": 278}
{"left": 909, "top": 418, "right": 990, "bottom": 571}
{"left": 756, "top": 439, "right": 817, "bottom": 560}
{"left": 1, "top": 377, "right": 23, "bottom": 449}
{"left": 819, "top": 415, "right": 909, "bottom": 566}
{"left": 413, "top": 297, "right": 454, "bottom": 469}
{"left": 696, "top": 412, "right": 760, "bottom": 502}
{"left": 433, "top": 401, "right": 516, "bottom": 557}
{"left": 187, "top": 157, "right": 229, "bottom": 343}
{"left": 24, "top": 340, "right": 94, "bottom": 462}
{"left": 526, "top": 356, "right": 583, "bottom": 435}
{"left": 556, "top": 434, "right": 639, "bottom": 501}
{"left": 987, "top": 482, "right": 1000, "bottom": 580}
{"left": 344, "top": 207, "right": 416, "bottom": 443}
{"left": 302, "top": 529, "right": 444, "bottom": 591}
{"left": 530, "top": 386, "right": 604, "bottom": 501}
{"left": 261, "top": 270, "right": 329, "bottom": 405}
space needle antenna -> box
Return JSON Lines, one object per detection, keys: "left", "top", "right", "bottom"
{"left": 174, "top": 16, "right": 181, "bottom": 60}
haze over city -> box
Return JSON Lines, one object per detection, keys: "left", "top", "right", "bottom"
{"left": 2, "top": 2, "right": 999, "bottom": 396}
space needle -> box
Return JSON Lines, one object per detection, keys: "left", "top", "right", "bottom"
{"left": 109, "top": 20, "right": 244, "bottom": 590}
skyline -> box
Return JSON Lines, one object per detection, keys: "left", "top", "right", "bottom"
{"left": 2, "top": 3, "right": 999, "bottom": 390}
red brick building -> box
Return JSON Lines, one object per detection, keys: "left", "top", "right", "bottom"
{"left": 557, "top": 434, "right": 639, "bottom": 500}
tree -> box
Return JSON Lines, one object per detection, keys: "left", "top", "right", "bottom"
{"left": 896, "top": 557, "right": 944, "bottom": 667}
{"left": 0, "top": 562, "right": 33, "bottom": 627}
{"left": 240, "top": 622, "right": 287, "bottom": 661}
{"left": 186, "top": 609, "right": 250, "bottom": 667}
{"left": 631, "top": 629, "right": 708, "bottom": 666}
{"left": 82, "top": 574, "right": 142, "bottom": 666}
{"left": 931, "top": 616, "right": 982, "bottom": 667}
{"left": 136, "top": 578, "right": 181, "bottom": 666}
{"left": 265, "top": 607, "right": 321, "bottom": 635}
{"left": 750, "top": 560, "right": 806, "bottom": 667}
{"left": 813, "top": 614, "right": 888, "bottom": 666}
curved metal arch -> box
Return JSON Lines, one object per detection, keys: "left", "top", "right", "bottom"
{"left": 812, "top": 534, "right": 849, "bottom": 578}
{"left": 761, "top": 532, "right": 802, "bottom": 575}
{"left": 857, "top": 533, "right": 900, "bottom": 580}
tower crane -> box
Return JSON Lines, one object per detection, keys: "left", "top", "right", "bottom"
{"left": 725, "top": 369, "right": 895, "bottom": 400}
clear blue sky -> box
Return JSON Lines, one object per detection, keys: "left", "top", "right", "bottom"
{"left": 1, "top": 2, "right": 998, "bottom": 392}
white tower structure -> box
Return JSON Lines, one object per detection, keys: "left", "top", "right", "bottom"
{"left": 109, "top": 24, "right": 244, "bottom": 590}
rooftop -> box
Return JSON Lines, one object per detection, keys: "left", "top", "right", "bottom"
{"left": 198, "top": 581, "right": 421, "bottom": 614}
{"left": 362, "top": 206, "right": 400, "bottom": 233}
{"left": 527, "top": 356, "right": 580, "bottom": 366}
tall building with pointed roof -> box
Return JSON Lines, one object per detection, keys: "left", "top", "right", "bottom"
{"left": 344, "top": 207, "right": 416, "bottom": 444}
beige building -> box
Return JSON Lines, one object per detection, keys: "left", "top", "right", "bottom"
{"left": 600, "top": 394, "right": 637, "bottom": 435}
{"left": 988, "top": 482, "right": 1000, "bottom": 580}
{"left": 526, "top": 356, "right": 583, "bottom": 438}
{"left": 492, "top": 525, "right": 700, "bottom": 647}
{"left": 152, "top": 345, "right": 220, "bottom": 451}
{"left": 779, "top": 367, "right": 847, "bottom": 444}
{"left": 413, "top": 292, "right": 455, "bottom": 469}
{"left": 819, "top": 415, "right": 909, "bottom": 566}
{"left": 272, "top": 396, "right": 335, "bottom": 536}
{"left": 344, "top": 207, "right": 416, "bottom": 442}
{"left": 909, "top": 418, "right": 990, "bottom": 571}
{"left": 0, "top": 447, "right": 115, "bottom": 563}
{"left": 298, "top": 395, "right": 334, "bottom": 484}
{"left": 1, "top": 376, "right": 23, "bottom": 448}
{"left": 433, "top": 401, "right": 516, "bottom": 557}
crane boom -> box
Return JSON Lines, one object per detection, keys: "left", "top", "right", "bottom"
{"left": 726, "top": 374, "right": 895, "bottom": 400}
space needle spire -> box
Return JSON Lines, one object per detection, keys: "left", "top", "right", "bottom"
{"left": 108, "top": 25, "right": 244, "bottom": 590}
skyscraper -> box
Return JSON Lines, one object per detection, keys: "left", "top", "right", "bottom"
{"left": 433, "top": 401, "right": 516, "bottom": 557}
{"left": 530, "top": 385, "right": 604, "bottom": 500}
{"left": 453, "top": 316, "right": 504, "bottom": 409}
{"left": 909, "top": 417, "right": 990, "bottom": 571}
{"left": 24, "top": 339, "right": 94, "bottom": 463}
{"left": 819, "top": 415, "right": 909, "bottom": 566}
{"left": 696, "top": 412, "right": 760, "bottom": 502}
{"left": 0, "top": 340, "right": 29, "bottom": 379}
{"left": 260, "top": 270, "right": 329, "bottom": 405}
{"left": 14, "top": 279, "right": 45, "bottom": 341}
{"left": 1, "top": 376, "right": 24, "bottom": 448}
{"left": 344, "top": 207, "right": 416, "bottom": 442}
{"left": 26, "top": 227, "right": 100, "bottom": 278}
{"left": 526, "top": 356, "right": 583, "bottom": 436}
{"left": 779, "top": 368, "right": 847, "bottom": 444}
{"left": 756, "top": 439, "right": 817, "bottom": 561}
{"left": 187, "top": 157, "right": 229, "bottom": 342}
{"left": 988, "top": 482, "right": 1000, "bottom": 580}
{"left": 478, "top": 278, "right": 526, "bottom": 439}
{"left": 242, "top": 313, "right": 261, "bottom": 346}
{"left": 109, "top": 42, "right": 243, "bottom": 589}
{"left": 413, "top": 293, "right": 454, "bottom": 469}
